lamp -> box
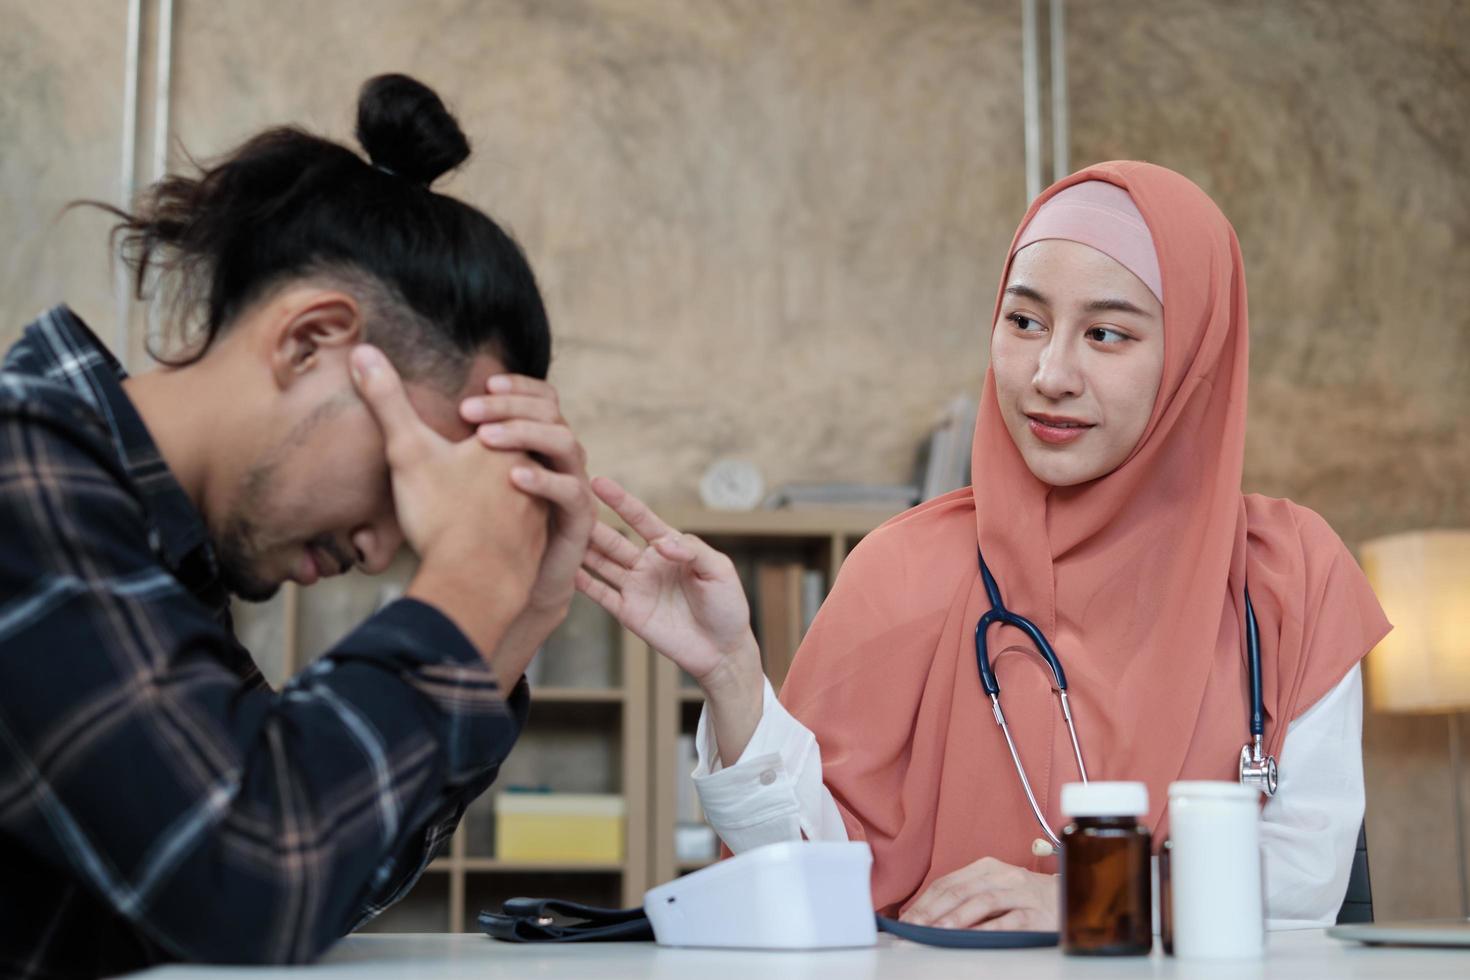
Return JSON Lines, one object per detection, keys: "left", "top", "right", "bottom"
{"left": 1360, "top": 529, "right": 1470, "bottom": 917}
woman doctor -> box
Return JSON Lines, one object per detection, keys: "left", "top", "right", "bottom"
{"left": 576, "top": 161, "right": 1390, "bottom": 931}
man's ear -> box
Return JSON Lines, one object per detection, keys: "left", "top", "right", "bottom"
{"left": 268, "top": 290, "right": 365, "bottom": 391}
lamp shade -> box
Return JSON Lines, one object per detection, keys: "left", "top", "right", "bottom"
{"left": 1359, "top": 529, "right": 1470, "bottom": 714}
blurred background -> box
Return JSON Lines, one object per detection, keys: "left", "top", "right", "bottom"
{"left": 3, "top": 0, "right": 1467, "bottom": 928}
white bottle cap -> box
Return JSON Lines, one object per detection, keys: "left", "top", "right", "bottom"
{"left": 1167, "top": 780, "right": 1257, "bottom": 802}
{"left": 1060, "top": 781, "right": 1148, "bottom": 818}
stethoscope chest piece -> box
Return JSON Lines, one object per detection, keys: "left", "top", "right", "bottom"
{"left": 1239, "top": 736, "right": 1279, "bottom": 796}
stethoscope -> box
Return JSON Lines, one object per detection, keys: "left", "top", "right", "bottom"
{"left": 974, "top": 547, "right": 1279, "bottom": 853}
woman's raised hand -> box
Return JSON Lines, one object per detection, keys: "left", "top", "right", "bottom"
{"left": 576, "top": 477, "right": 757, "bottom": 685}
{"left": 576, "top": 477, "right": 767, "bottom": 763}
{"left": 579, "top": 478, "right": 770, "bottom": 764}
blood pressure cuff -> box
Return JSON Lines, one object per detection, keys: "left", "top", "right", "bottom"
{"left": 480, "top": 898, "right": 1058, "bottom": 948}
{"left": 479, "top": 898, "right": 654, "bottom": 943}
{"left": 875, "top": 915, "right": 1058, "bottom": 948}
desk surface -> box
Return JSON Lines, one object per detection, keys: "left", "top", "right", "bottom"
{"left": 135, "top": 929, "right": 1470, "bottom": 979}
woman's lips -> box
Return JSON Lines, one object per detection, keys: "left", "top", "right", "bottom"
{"left": 1026, "top": 414, "right": 1094, "bottom": 445}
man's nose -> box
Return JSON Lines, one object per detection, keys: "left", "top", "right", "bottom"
{"left": 353, "top": 513, "right": 405, "bottom": 576}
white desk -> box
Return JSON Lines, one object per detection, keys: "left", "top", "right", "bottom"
{"left": 138, "top": 930, "right": 1468, "bottom": 979}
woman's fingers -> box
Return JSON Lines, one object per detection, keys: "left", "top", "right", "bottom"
{"left": 975, "top": 908, "right": 1037, "bottom": 932}
{"left": 653, "top": 532, "right": 730, "bottom": 579}
{"left": 899, "top": 880, "right": 956, "bottom": 926}
{"left": 582, "top": 544, "right": 630, "bottom": 588}
{"left": 934, "top": 891, "right": 1010, "bottom": 930}
{"left": 903, "top": 858, "right": 1054, "bottom": 931}
{"left": 591, "top": 521, "right": 642, "bottom": 568}
{"left": 591, "top": 476, "right": 676, "bottom": 545}
{"left": 575, "top": 568, "right": 621, "bottom": 615}
{"left": 902, "top": 862, "right": 997, "bottom": 925}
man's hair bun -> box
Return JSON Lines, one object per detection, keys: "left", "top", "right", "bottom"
{"left": 355, "top": 73, "right": 470, "bottom": 187}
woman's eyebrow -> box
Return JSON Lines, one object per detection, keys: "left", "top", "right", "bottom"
{"left": 1084, "top": 297, "right": 1153, "bottom": 316}
{"left": 1004, "top": 284, "right": 1047, "bottom": 303}
{"left": 1005, "top": 284, "right": 1152, "bottom": 318}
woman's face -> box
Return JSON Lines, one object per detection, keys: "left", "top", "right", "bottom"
{"left": 990, "top": 239, "right": 1165, "bottom": 487}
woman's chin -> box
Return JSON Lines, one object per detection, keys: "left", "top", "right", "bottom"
{"left": 1021, "top": 451, "right": 1109, "bottom": 488}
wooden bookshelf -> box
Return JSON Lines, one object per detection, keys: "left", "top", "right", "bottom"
{"left": 279, "top": 506, "right": 897, "bottom": 932}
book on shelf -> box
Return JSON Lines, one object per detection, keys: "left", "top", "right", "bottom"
{"left": 675, "top": 734, "right": 704, "bottom": 825}
{"left": 494, "top": 791, "right": 626, "bottom": 863}
{"left": 920, "top": 394, "right": 978, "bottom": 501}
{"left": 801, "top": 568, "right": 825, "bottom": 633}
{"left": 755, "top": 560, "right": 805, "bottom": 692}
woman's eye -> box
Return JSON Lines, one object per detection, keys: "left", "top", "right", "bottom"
{"left": 1007, "top": 313, "right": 1043, "bottom": 333}
{"left": 1086, "top": 326, "right": 1130, "bottom": 344}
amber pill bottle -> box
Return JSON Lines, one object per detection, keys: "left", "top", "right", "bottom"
{"left": 1059, "top": 781, "right": 1153, "bottom": 957}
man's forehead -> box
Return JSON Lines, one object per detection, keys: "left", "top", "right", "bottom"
{"left": 404, "top": 351, "right": 507, "bottom": 442}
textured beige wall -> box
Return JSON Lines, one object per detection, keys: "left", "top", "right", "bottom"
{"left": 168, "top": 0, "right": 1023, "bottom": 504}
{"left": 3, "top": 0, "right": 1468, "bottom": 922}
{"left": 0, "top": 1, "right": 125, "bottom": 344}
{"left": 166, "top": 0, "right": 1026, "bottom": 684}
{"left": 1069, "top": 0, "right": 1470, "bottom": 546}
{"left": 1066, "top": 0, "right": 1470, "bottom": 921}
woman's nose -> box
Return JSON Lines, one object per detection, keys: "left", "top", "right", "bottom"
{"left": 1032, "top": 334, "right": 1084, "bottom": 400}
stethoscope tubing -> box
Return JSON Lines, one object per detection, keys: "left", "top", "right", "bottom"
{"left": 973, "top": 547, "right": 1270, "bottom": 845}
{"left": 1245, "top": 588, "right": 1264, "bottom": 738}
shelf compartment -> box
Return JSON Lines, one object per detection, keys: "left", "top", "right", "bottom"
{"left": 532, "top": 686, "right": 626, "bottom": 704}
{"left": 463, "top": 858, "right": 624, "bottom": 873}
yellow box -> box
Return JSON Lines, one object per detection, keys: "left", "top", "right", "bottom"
{"left": 494, "top": 792, "right": 626, "bottom": 863}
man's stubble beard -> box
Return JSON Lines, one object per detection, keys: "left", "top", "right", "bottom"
{"left": 215, "top": 458, "right": 282, "bottom": 603}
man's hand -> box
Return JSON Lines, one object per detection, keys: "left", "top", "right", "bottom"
{"left": 900, "top": 857, "right": 1059, "bottom": 931}
{"left": 350, "top": 345, "right": 548, "bottom": 682}
{"left": 458, "top": 373, "right": 596, "bottom": 681}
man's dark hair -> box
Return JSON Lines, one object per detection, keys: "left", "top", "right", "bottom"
{"left": 87, "top": 73, "right": 550, "bottom": 386}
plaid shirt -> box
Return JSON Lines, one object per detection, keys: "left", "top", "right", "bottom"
{"left": 0, "top": 307, "right": 529, "bottom": 978}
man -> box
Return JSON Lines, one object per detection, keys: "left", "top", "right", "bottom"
{"left": 0, "top": 74, "right": 595, "bottom": 977}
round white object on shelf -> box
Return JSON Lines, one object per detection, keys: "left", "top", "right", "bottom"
{"left": 699, "top": 458, "right": 765, "bottom": 511}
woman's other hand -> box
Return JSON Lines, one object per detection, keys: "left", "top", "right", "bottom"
{"left": 900, "top": 857, "right": 1059, "bottom": 931}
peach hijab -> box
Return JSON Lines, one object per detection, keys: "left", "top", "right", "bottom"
{"left": 779, "top": 161, "right": 1391, "bottom": 915}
